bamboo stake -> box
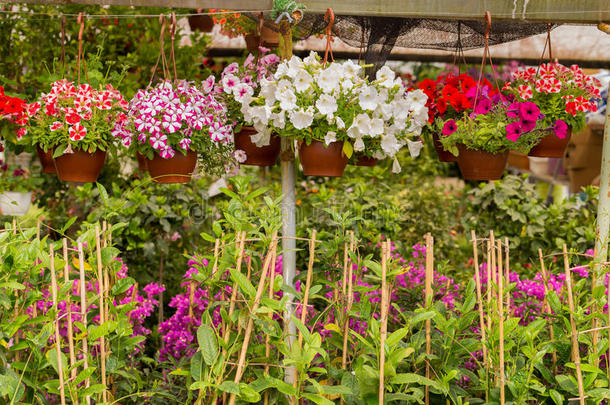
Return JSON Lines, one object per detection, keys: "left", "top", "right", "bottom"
{"left": 12, "top": 218, "right": 16, "bottom": 235}
{"left": 228, "top": 234, "right": 278, "bottom": 405}
{"left": 342, "top": 237, "right": 349, "bottom": 297}
{"left": 538, "top": 249, "right": 557, "bottom": 373}
{"left": 490, "top": 231, "right": 496, "bottom": 304}
{"left": 94, "top": 226, "right": 107, "bottom": 403}
{"left": 223, "top": 232, "right": 247, "bottom": 344}
{"left": 607, "top": 264, "right": 610, "bottom": 385}
{"left": 264, "top": 243, "right": 278, "bottom": 405}
{"left": 379, "top": 239, "right": 389, "bottom": 405}
{"left": 297, "top": 230, "right": 317, "bottom": 347}
{"left": 188, "top": 280, "right": 196, "bottom": 318}
{"left": 77, "top": 241, "right": 91, "bottom": 405}
{"left": 504, "top": 238, "right": 510, "bottom": 312}
{"left": 37, "top": 218, "right": 41, "bottom": 239}
{"left": 486, "top": 239, "right": 492, "bottom": 344}
{"left": 212, "top": 238, "right": 220, "bottom": 275}
{"left": 63, "top": 239, "right": 77, "bottom": 381}
{"left": 424, "top": 234, "right": 434, "bottom": 405}
{"left": 50, "top": 245, "right": 66, "bottom": 405}
{"left": 498, "top": 241, "right": 505, "bottom": 405}
{"left": 471, "top": 231, "right": 488, "bottom": 370}
{"left": 563, "top": 244, "right": 585, "bottom": 405}
{"left": 342, "top": 233, "right": 356, "bottom": 371}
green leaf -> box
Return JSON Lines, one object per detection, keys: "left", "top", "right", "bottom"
{"left": 100, "top": 247, "right": 120, "bottom": 267}
{"left": 549, "top": 389, "right": 563, "bottom": 405}
{"left": 97, "top": 183, "right": 109, "bottom": 204}
{"left": 0, "top": 281, "right": 25, "bottom": 290}
{"left": 303, "top": 393, "right": 334, "bottom": 405}
{"left": 111, "top": 277, "right": 135, "bottom": 296}
{"left": 342, "top": 140, "right": 354, "bottom": 159}
{"left": 217, "top": 381, "right": 240, "bottom": 394}
{"left": 74, "top": 367, "right": 96, "bottom": 387}
{"left": 200, "top": 232, "right": 216, "bottom": 243}
{"left": 230, "top": 268, "right": 256, "bottom": 300}
{"left": 197, "top": 324, "right": 218, "bottom": 365}
{"left": 190, "top": 351, "right": 204, "bottom": 381}
{"left": 80, "top": 384, "right": 106, "bottom": 398}
{"left": 386, "top": 327, "right": 409, "bottom": 347}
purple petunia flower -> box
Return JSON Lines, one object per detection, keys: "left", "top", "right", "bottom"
{"left": 442, "top": 119, "right": 457, "bottom": 136}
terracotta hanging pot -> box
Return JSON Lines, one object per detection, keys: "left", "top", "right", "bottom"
{"left": 528, "top": 128, "right": 572, "bottom": 158}
{"left": 147, "top": 150, "right": 197, "bottom": 183}
{"left": 54, "top": 149, "right": 107, "bottom": 183}
{"left": 260, "top": 24, "right": 280, "bottom": 48}
{"left": 299, "top": 140, "right": 348, "bottom": 177}
{"left": 244, "top": 34, "right": 260, "bottom": 51}
{"left": 188, "top": 13, "right": 214, "bottom": 32}
{"left": 352, "top": 153, "right": 377, "bottom": 167}
{"left": 234, "top": 126, "right": 281, "bottom": 166}
{"left": 136, "top": 152, "right": 148, "bottom": 171}
{"left": 37, "top": 146, "right": 56, "bottom": 174}
{"left": 456, "top": 144, "right": 508, "bottom": 181}
{"left": 432, "top": 133, "right": 457, "bottom": 162}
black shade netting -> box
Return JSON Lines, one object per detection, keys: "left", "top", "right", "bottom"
{"left": 249, "top": 13, "right": 556, "bottom": 76}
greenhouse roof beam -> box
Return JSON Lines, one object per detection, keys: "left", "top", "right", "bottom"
{"left": 4, "top": 0, "right": 609, "bottom": 24}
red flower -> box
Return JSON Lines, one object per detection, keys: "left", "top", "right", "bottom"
{"left": 4, "top": 97, "right": 25, "bottom": 114}
{"left": 66, "top": 112, "right": 82, "bottom": 125}
{"left": 436, "top": 97, "right": 448, "bottom": 116}
{"left": 69, "top": 124, "right": 87, "bottom": 141}
{"left": 419, "top": 79, "right": 436, "bottom": 97}
{"left": 442, "top": 85, "right": 459, "bottom": 99}
{"left": 449, "top": 93, "right": 471, "bottom": 111}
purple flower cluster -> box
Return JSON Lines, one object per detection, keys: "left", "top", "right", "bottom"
{"left": 505, "top": 101, "right": 544, "bottom": 141}
{"left": 112, "top": 80, "right": 232, "bottom": 159}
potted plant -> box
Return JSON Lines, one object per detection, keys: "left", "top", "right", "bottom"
{"left": 113, "top": 80, "right": 234, "bottom": 183}
{"left": 418, "top": 73, "right": 487, "bottom": 162}
{"left": 214, "top": 50, "right": 282, "bottom": 166}
{"left": 241, "top": 53, "right": 429, "bottom": 176}
{"left": 439, "top": 91, "right": 548, "bottom": 180}
{"left": 0, "top": 161, "right": 40, "bottom": 216}
{"left": 20, "top": 80, "right": 128, "bottom": 182}
{"left": 503, "top": 63, "right": 601, "bottom": 157}
{"left": 209, "top": 9, "right": 267, "bottom": 51}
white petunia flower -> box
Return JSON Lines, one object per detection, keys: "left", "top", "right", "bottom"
{"left": 290, "top": 107, "right": 314, "bottom": 130}
{"left": 324, "top": 131, "right": 337, "bottom": 145}
{"left": 380, "top": 133, "right": 401, "bottom": 156}
{"left": 294, "top": 70, "right": 313, "bottom": 93}
{"left": 358, "top": 86, "right": 379, "bottom": 111}
{"left": 251, "top": 124, "right": 272, "bottom": 146}
{"left": 271, "top": 110, "right": 286, "bottom": 129}
{"left": 406, "top": 89, "right": 428, "bottom": 109}
{"left": 392, "top": 157, "right": 401, "bottom": 173}
{"left": 342, "top": 60, "right": 361, "bottom": 78}
{"left": 352, "top": 113, "right": 371, "bottom": 135}
{"left": 316, "top": 94, "right": 338, "bottom": 117}
{"left": 376, "top": 65, "right": 396, "bottom": 88}
{"left": 234, "top": 149, "right": 247, "bottom": 163}
{"left": 317, "top": 69, "right": 340, "bottom": 94}
{"left": 221, "top": 74, "right": 239, "bottom": 93}
{"left": 277, "top": 88, "right": 298, "bottom": 111}
{"left": 287, "top": 56, "right": 305, "bottom": 78}
{"left": 407, "top": 139, "right": 424, "bottom": 157}
{"left": 369, "top": 118, "right": 384, "bottom": 137}
{"left": 233, "top": 83, "right": 254, "bottom": 103}
{"left": 303, "top": 51, "right": 320, "bottom": 66}
{"left": 347, "top": 126, "right": 360, "bottom": 139}
{"left": 341, "top": 79, "right": 354, "bottom": 91}
{"left": 353, "top": 137, "right": 365, "bottom": 152}
{"left": 335, "top": 116, "right": 345, "bottom": 130}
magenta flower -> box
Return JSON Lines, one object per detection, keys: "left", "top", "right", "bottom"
{"left": 553, "top": 119, "right": 569, "bottom": 139}
{"left": 473, "top": 98, "right": 492, "bottom": 116}
{"left": 506, "top": 102, "right": 520, "bottom": 118}
{"left": 518, "top": 102, "right": 540, "bottom": 122}
{"left": 506, "top": 121, "right": 523, "bottom": 141}
{"left": 442, "top": 119, "right": 457, "bottom": 136}
{"left": 520, "top": 119, "right": 536, "bottom": 132}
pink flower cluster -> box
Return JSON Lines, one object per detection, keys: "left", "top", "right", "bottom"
{"left": 113, "top": 81, "right": 232, "bottom": 159}
{"left": 24, "top": 79, "right": 128, "bottom": 142}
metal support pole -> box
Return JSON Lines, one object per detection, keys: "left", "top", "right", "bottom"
{"left": 594, "top": 89, "right": 610, "bottom": 266}
{"left": 279, "top": 19, "right": 298, "bottom": 386}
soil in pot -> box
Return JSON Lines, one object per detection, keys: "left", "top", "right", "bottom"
{"left": 299, "top": 140, "right": 348, "bottom": 177}
{"left": 234, "top": 127, "right": 281, "bottom": 166}
{"left": 456, "top": 144, "right": 508, "bottom": 181}
{"left": 54, "top": 149, "right": 106, "bottom": 183}
{"left": 528, "top": 129, "right": 572, "bottom": 158}
{"left": 432, "top": 133, "right": 457, "bottom": 162}
{"left": 147, "top": 150, "right": 197, "bottom": 183}
{"left": 37, "top": 146, "right": 56, "bottom": 174}
{"left": 0, "top": 191, "right": 32, "bottom": 216}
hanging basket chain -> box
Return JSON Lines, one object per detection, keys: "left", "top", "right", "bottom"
{"left": 473, "top": 11, "right": 500, "bottom": 112}
{"left": 169, "top": 12, "right": 178, "bottom": 83}
{"left": 148, "top": 14, "right": 169, "bottom": 88}
{"left": 323, "top": 8, "right": 335, "bottom": 66}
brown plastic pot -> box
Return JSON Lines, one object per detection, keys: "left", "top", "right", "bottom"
{"left": 456, "top": 144, "right": 508, "bottom": 181}
{"left": 261, "top": 24, "right": 279, "bottom": 48}
{"left": 299, "top": 140, "right": 348, "bottom": 177}
{"left": 147, "top": 150, "right": 197, "bottom": 183}
{"left": 188, "top": 14, "right": 214, "bottom": 32}
{"left": 432, "top": 133, "right": 457, "bottom": 162}
{"left": 528, "top": 128, "right": 572, "bottom": 158}
{"left": 234, "top": 127, "right": 281, "bottom": 166}
{"left": 353, "top": 153, "right": 377, "bottom": 167}
{"left": 37, "top": 146, "right": 56, "bottom": 174}
{"left": 136, "top": 153, "right": 148, "bottom": 171}
{"left": 54, "top": 149, "right": 106, "bottom": 183}
{"left": 245, "top": 34, "right": 260, "bottom": 51}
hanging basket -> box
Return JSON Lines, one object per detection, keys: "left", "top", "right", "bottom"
{"left": 136, "top": 152, "right": 148, "bottom": 172}
{"left": 261, "top": 24, "right": 279, "bottom": 48}
{"left": 299, "top": 140, "right": 348, "bottom": 177}
{"left": 54, "top": 149, "right": 106, "bottom": 183}
{"left": 351, "top": 153, "right": 377, "bottom": 167}
{"left": 234, "top": 127, "right": 281, "bottom": 166}
{"left": 432, "top": 133, "right": 457, "bottom": 162}
{"left": 188, "top": 13, "right": 214, "bottom": 32}
{"left": 147, "top": 150, "right": 197, "bottom": 183}
{"left": 528, "top": 128, "right": 572, "bottom": 158}
{"left": 37, "top": 146, "right": 57, "bottom": 174}
{"left": 456, "top": 144, "right": 508, "bottom": 181}
{"left": 0, "top": 191, "right": 32, "bottom": 216}
{"left": 245, "top": 34, "right": 260, "bottom": 51}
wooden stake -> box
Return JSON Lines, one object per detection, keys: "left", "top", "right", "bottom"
{"left": 342, "top": 233, "right": 356, "bottom": 371}
{"left": 94, "top": 226, "right": 107, "bottom": 403}
{"left": 223, "top": 232, "right": 247, "bottom": 343}
{"left": 77, "top": 241, "right": 91, "bottom": 405}
{"left": 379, "top": 239, "right": 389, "bottom": 405}
{"left": 212, "top": 238, "right": 220, "bottom": 275}
{"left": 498, "top": 241, "right": 505, "bottom": 405}
{"left": 486, "top": 239, "right": 492, "bottom": 343}
{"left": 297, "top": 230, "right": 317, "bottom": 347}
{"left": 342, "top": 237, "right": 349, "bottom": 297}
{"left": 228, "top": 234, "right": 278, "bottom": 405}
{"left": 538, "top": 249, "right": 557, "bottom": 373}
{"left": 490, "top": 231, "right": 496, "bottom": 303}
{"left": 471, "top": 231, "right": 488, "bottom": 369}
{"left": 263, "top": 243, "right": 278, "bottom": 405}
{"left": 12, "top": 218, "right": 16, "bottom": 235}
{"left": 504, "top": 238, "right": 510, "bottom": 312}
{"left": 424, "top": 234, "right": 434, "bottom": 405}
{"left": 50, "top": 245, "right": 66, "bottom": 405}
{"left": 63, "top": 239, "right": 77, "bottom": 381}
{"left": 37, "top": 218, "right": 41, "bottom": 240}
{"left": 563, "top": 245, "right": 585, "bottom": 405}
